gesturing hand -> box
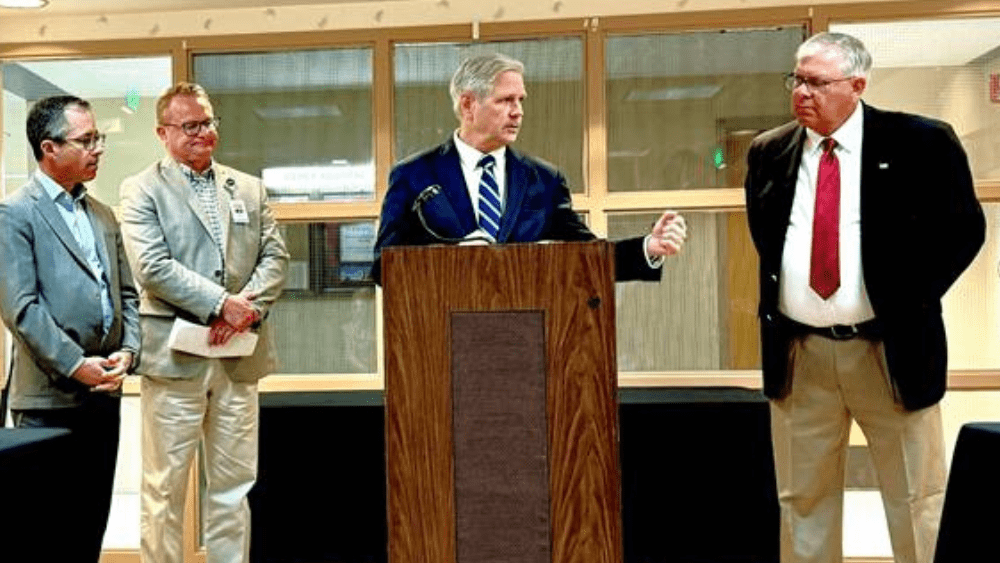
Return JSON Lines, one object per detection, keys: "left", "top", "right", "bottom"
{"left": 646, "top": 210, "right": 688, "bottom": 257}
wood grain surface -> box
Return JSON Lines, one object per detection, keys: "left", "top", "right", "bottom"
{"left": 382, "top": 241, "right": 622, "bottom": 563}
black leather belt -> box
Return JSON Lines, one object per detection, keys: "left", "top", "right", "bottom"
{"left": 780, "top": 314, "right": 882, "bottom": 341}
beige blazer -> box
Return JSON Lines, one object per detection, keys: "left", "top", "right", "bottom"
{"left": 120, "top": 157, "right": 288, "bottom": 382}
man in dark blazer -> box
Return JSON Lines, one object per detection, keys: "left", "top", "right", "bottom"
{"left": 373, "top": 53, "right": 687, "bottom": 284}
{"left": 0, "top": 96, "right": 141, "bottom": 562}
{"left": 745, "top": 33, "right": 984, "bottom": 563}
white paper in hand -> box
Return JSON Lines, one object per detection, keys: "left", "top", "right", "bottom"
{"left": 459, "top": 228, "right": 494, "bottom": 245}
{"left": 167, "top": 318, "right": 258, "bottom": 358}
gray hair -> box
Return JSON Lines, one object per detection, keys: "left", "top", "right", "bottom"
{"left": 449, "top": 53, "right": 525, "bottom": 119}
{"left": 796, "top": 32, "right": 872, "bottom": 79}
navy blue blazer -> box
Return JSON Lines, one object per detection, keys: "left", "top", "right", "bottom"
{"left": 373, "top": 137, "right": 660, "bottom": 284}
{"left": 745, "top": 103, "right": 985, "bottom": 410}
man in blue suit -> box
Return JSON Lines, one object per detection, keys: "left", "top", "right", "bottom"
{"left": 373, "top": 53, "right": 687, "bottom": 283}
{"left": 0, "top": 95, "right": 141, "bottom": 562}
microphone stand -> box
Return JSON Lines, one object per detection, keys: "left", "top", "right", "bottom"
{"left": 413, "top": 185, "right": 495, "bottom": 245}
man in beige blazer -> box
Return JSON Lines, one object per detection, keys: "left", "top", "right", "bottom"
{"left": 120, "top": 83, "right": 288, "bottom": 563}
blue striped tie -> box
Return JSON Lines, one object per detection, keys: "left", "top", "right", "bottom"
{"left": 477, "top": 154, "right": 502, "bottom": 240}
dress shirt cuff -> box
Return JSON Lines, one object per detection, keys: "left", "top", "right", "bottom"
{"left": 643, "top": 234, "right": 665, "bottom": 269}
{"left": 213, "top": 293, "right": 228, "bottom": 318}
{"left": 66, "top": 357, "right": 86, "bottom": 380}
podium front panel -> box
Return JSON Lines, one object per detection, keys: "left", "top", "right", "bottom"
{"left": 383, "top": 242, "right": 620, "bottom": 563}
{"left": 452, "top": 311, "right": 549, "bottom": 563}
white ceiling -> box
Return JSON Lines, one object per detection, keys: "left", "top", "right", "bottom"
{"left": 834, "top": 19, "right": 1000, "bottom": 68}
{"left": 3, "top": 8, "right": 1000, "bottom": 101}
{"left": 0, "top": 0, "right": 384, "bottom": 16}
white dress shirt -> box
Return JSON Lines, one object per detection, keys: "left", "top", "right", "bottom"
{"left": 454, "top": 131, "right": 507, "bottom": 222}
{"left": 779, "top": 103, "right": 875, "bottom": 327}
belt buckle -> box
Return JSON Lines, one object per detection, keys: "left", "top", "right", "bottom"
{"left": 829, "top": 324, "right": 858, "bottom": 340}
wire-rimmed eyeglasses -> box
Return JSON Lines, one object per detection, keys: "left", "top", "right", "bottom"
{"left": 784, "top": 73, "right": 854, "bottom": 92}
{"left": 61, "top": 132, "right": 107, "bottom": 152}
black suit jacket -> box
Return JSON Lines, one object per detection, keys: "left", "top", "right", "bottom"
{"left": 373, "top": 137, "right": 660, "bottom": 284}
{"left": 745, "top": 103, "right": 985, "bottom": 410}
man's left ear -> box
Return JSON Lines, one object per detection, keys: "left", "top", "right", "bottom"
{"left": 459, "top": 92, "right": 477, "bottom": 120}
{"left": 39, "top": 138, "right": 59, "bottom": 158}
{"left": 852, "top": 76, "right": 867, "bottom": 96}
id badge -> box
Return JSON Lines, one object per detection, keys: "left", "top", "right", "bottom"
{"left": 230, "top": 200, "right": 249, "bottom": 224}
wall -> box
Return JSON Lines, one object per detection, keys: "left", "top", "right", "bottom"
{"left": 0, "top": 0, "right": 889, "bottom": 45}
{"left": 2, "top": 90, "right": 29, "bottom": 196}
{"left": 863, "top": 65, "right": 1000, "bottom": 369}
{"left": 89, "top": 95, "right": 164, "bottom": 206}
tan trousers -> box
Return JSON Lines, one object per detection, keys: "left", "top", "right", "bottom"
{"left": 770, "top": 334, "right": 946, "bottom": 563}
{"left": 140, "top": 371, "right": 259, "bottom": 563}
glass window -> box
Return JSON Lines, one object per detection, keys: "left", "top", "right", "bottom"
{"left": 270, "top": 221, "right": 377, "bottom": 374}
{"left": 394, "top": 38, "right": 585, "bottom": 192}
{"left": 833, "top": 17, "right": 1000, "bottom": 181}
{"left": 605, "top": 27, "right": 804, "bottom": 192}
{"left": 943, "top": 202, "right": 1000, "bottom": 369}
{"left": 191, "top": 48, "right": 374, "bottom": 202}
{"left": 609, "top": 210, "right": 759, "bottom": 372}
{"left": 2, "top": 56, "right": 172, "bottom": 205}
{"left": 826, "top": 19, "right": 1000, "bottom": 369}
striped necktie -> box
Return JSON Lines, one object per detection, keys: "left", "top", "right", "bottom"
{"left": 477, "top": 154, "right": 501, "bottom": 240}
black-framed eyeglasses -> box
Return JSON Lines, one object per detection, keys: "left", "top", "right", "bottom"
{"left": 162, "top": 117, "right": 221, "bottom": 136}
{"left": 60, "top": 132, "right": 107, "bottom": 152}
{"left": 784, "top": 73, "right": 854, "bottom": 92}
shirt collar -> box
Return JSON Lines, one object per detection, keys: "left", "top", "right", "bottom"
{"left": 453, "top": 130, "right": 506, "bottom": 170}
{"left": 37, "top": 170, "right": 86, "bottom": 207}
{"left": 168, "top": 157, "right": 216, "bottom": 184}
{"left": 805, "top": 101, "right": 863, "bottom": 156}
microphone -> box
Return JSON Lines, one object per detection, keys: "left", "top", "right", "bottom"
{"left": 411, "top": 185, "right": 442, "bottom": 213}
{"left": 411, "top": 185, "right": 494, "bottom": 245}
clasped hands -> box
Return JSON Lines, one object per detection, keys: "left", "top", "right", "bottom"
{"left": 646, "top": 210, "right": 688, "bottom": 257}
{"left": 72, "top": 350, "right": 133, "bottom": 394}
{"left": 209, "top": 291, "right": 260, "bottom": 346}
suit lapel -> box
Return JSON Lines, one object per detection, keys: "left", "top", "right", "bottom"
{"left": 86, "top": 200, "right": 123, "bottom": 342}
{"left": 859, "top": 103, "right": 885, "bottom": 231}
{"left": 768, "top": 126, "right": 807, "bottom": 240}
{"left": 85, "top": 198, "right": 112, "bottom": 279}
{"left": 28, "top": 181, "right": 95, "bottom": 278}
{"left": 215, "top": 166, "right": 235, "bottom": 254}
{"left": 431, "top": 140, "right": 477, "bottom": 235}
{"left": 774, "top": 126, "right": 806, "bottom": 200}
{"left": 498, "top": 148, "right": 531, "bottom": 243}
{"left": 161, "top": 157, "right": 218, "bottom": 245}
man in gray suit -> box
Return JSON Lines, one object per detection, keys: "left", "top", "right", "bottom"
{"left": 120, "top": 82, "right": 288, "bottom": 563}
{"left": 0, "top": 95, "right": 140, "bottom": 562}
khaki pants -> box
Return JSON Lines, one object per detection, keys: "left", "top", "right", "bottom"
{"left": 770, "top": 334, "right": 946, "bottom": 563}
{"left": 140, "top": 371, "right": 259, "bottom": 563}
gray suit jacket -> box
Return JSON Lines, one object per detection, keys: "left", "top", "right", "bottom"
{"left": 120, "top": 157, "right": 288, "bottom": 382}
{"left": 0, "top": 177, "right": 141, "bottom": 409}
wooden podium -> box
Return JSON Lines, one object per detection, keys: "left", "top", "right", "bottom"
{"left": 382, "top": 241, "right": 622, "bottom": 563}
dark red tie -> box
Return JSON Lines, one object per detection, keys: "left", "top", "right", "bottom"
{"left": 810, "top": 138, "right": 840, "bottom": 299}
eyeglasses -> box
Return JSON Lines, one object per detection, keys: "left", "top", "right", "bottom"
{"left": 161, "top": 117, "right": 221, "bottom": 136}
{"left": 61, "top": 133, "right": 106, "bottom": 152}
{"left": 784, "top": 73, "right": 854, "bottom": 92}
